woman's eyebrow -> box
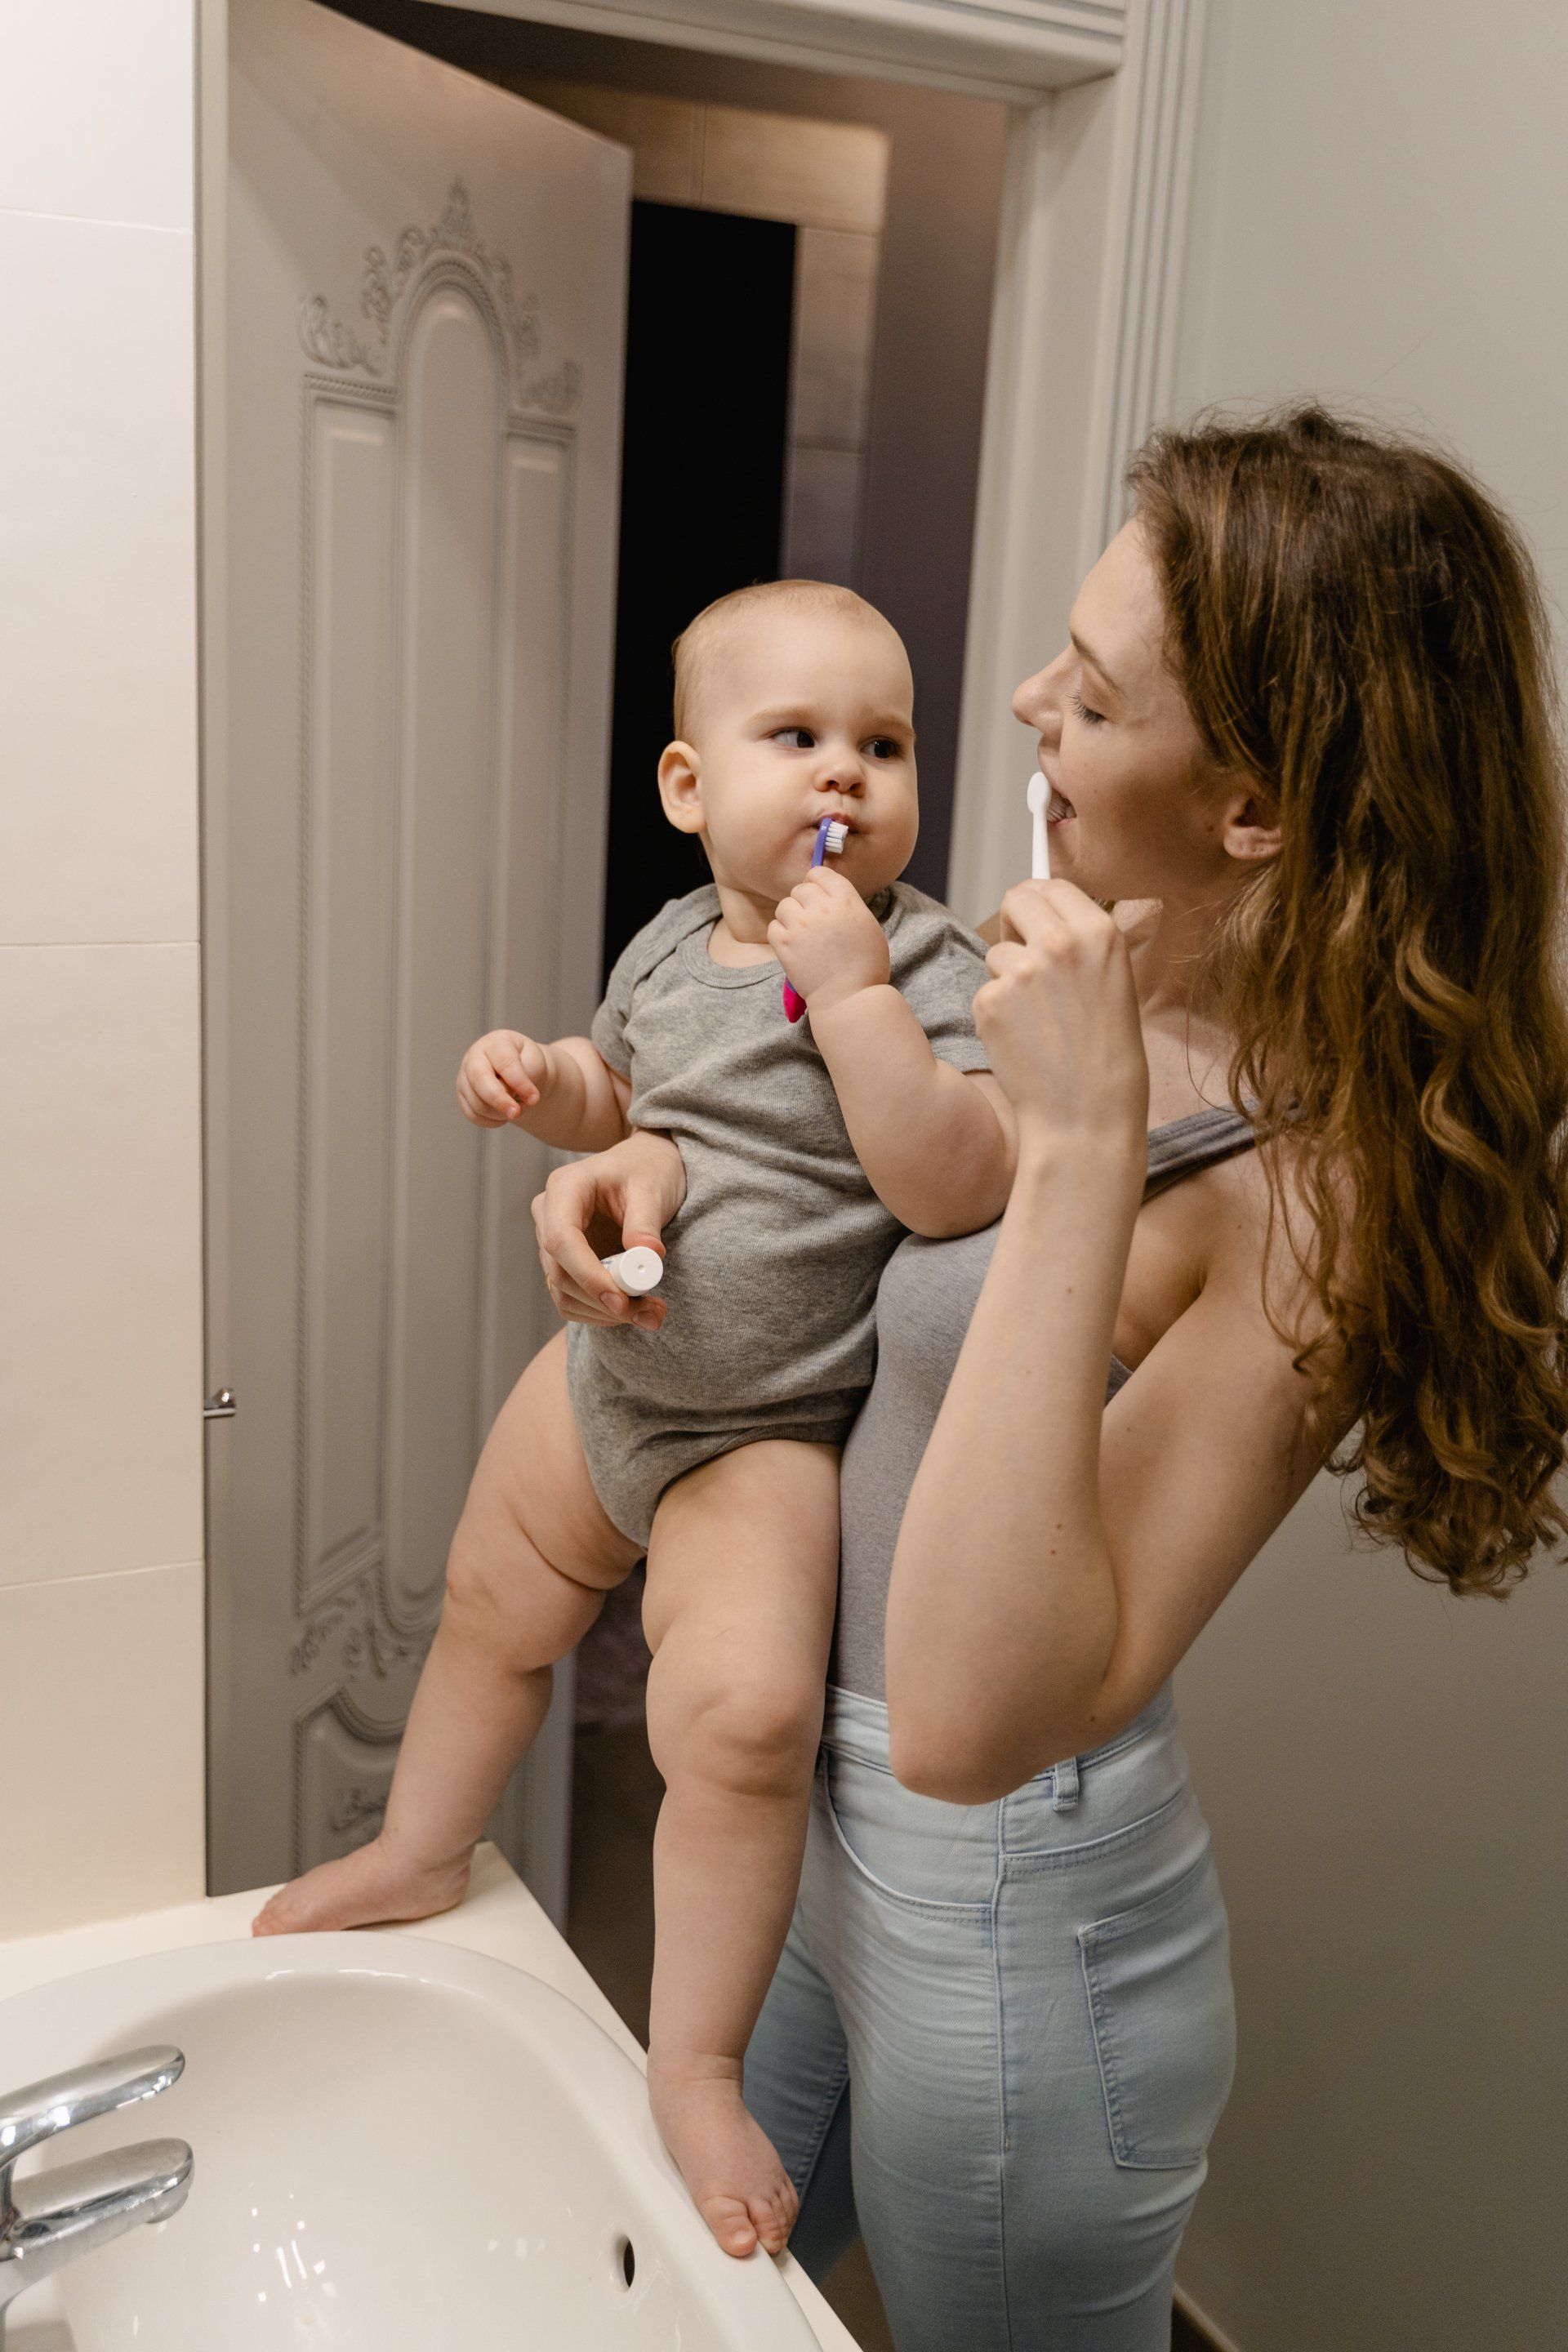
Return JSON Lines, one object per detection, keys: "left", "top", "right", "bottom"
{"left": 1070, "top": 630, "right": 1120, "bottom": 694}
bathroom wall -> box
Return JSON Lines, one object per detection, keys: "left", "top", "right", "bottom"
{"left": 0, "top": 3, "right": 207, "bottom": 1939}
{"left": 331, "top": 2, "right": 1009, "bottom": 897}
{"left": 1166, "top": 4, "right": 1568, "bottom": 2345}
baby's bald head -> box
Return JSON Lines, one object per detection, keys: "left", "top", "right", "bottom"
{"left": 672, "top": 580, "right": 903, "bottom": 742}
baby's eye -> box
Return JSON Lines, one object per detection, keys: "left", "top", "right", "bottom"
{"left": 866, "top": 737, "right": 902, "bottom": 760}
{"left": 773, "top": 726, "right": 817, "bottom": 750}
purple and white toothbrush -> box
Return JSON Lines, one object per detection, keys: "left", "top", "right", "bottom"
{"left": 782, "top": 815, "right": 849, "bottom": 1022}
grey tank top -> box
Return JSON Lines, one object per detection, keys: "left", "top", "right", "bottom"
{"left": 832, "top": 1104, "right": 1260, "bottom": 1699}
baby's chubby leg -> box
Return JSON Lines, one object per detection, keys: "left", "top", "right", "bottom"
{"left": 641, "top": 1440, "right": 840, "bottom": 2260}
{"left": 253, "top": 1330, "right": 641, "bottom": 1934}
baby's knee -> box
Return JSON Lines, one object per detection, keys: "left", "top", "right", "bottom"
{"left": 657, "top": 1664, "right": 822, "bottom": 1797}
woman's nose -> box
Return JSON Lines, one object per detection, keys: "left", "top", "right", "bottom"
{"left": 1013, "top": 657, "right": 1065, "bottom": 735}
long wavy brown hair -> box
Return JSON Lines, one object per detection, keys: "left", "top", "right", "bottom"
{"left": 1126, "top": 403, "right": 1568, "bottom": 1597}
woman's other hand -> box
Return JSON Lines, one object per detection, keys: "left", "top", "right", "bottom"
{"left": 532, "top": 1129, "right": 688, "bottom": 1332}
{"left": 973, "top": 880, "right": 1149, "bottom": 1158}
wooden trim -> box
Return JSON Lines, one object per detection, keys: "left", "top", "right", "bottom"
{"left": 1175, "top": 2280, "right": 1245, "bottom": 2352}
{"left": 429, "top": 0, "right": 1125, "bottom": 104}
{"left": 947, "top": 0, "right": 1210, "bottom": 924}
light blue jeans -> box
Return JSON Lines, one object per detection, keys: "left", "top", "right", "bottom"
{"left": 745, "top": 1682, "right": 1235, "bottom": 2351}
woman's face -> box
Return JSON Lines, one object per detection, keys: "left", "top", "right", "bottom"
{"left": 1013, "top": 519, "right": 1243, "bottom": 906}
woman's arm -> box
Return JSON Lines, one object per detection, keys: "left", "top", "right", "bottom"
{"left": 883, "top": 881, "right": 1328, "bottom": 1801}
{"left": 884, "top": 1145, "right": 1325, "bottom": 1800}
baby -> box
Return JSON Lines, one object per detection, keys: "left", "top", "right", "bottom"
{"left": 256, "top": 580, "right": 1016, "bottom": 2257}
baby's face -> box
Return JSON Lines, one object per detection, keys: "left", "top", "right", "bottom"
{"left": 663, "top": 608, "right": 919, "bottom": 902}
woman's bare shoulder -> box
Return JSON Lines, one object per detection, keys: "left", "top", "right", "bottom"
{"left": 1199, "top": 1125, "right": 1360, "bottom": 1434}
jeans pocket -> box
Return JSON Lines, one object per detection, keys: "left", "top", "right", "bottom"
{"left": 819, "top": 1753, "right": 996, "bottom": 1913}
{"left": 1078, "top": 1831, "right": 1236, "bottom": 2169}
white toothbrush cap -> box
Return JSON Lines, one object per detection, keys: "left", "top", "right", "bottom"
{"left": 600, "top": 1245, "right": 663, "bottom": 1295}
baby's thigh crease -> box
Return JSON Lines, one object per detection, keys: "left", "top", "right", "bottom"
{"left": 462, "top": 1327, "right": 639, "bottom": 1592}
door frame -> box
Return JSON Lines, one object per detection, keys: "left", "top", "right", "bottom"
{"left": 194, "top": 0, "right": 1205, "bottom": 1909}
{"left": 427, "top": 0, "right": 1210, "bottom": 923}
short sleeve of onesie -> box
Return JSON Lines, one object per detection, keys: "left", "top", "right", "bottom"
{"left": 590, "top": 920, "right": 659, "bottom": 1078}
{"left": 589, "top": 892, "right": 723, "bottom": 1077}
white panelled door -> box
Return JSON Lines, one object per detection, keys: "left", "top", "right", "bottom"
{"left": 207, "top": 0, "right": 629, "bottom": 1918}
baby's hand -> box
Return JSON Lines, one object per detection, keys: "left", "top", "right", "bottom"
{"left": 457, "top": 1029, "right": 552, "bottom": 1126}
{"left": 768, "top": 866, "right": 891, "bottom": 1014}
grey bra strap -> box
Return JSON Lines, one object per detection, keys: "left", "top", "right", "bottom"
{"left": 1143, "top": 1104, "right": 1258, "bottom": 1200}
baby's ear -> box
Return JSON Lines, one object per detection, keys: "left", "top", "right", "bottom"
{"left": 657, "top": 741, "right": 706, "bottom": 835}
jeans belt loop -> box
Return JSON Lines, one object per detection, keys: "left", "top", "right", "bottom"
{"left": 1049, "top": 1752, "right": 1080, "bottom": 1812}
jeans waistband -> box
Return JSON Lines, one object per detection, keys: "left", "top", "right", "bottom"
{"left": 819, "top": 1679, "right": 1176, "bottom": 1798}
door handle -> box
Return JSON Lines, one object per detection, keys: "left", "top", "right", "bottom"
{"left": 203, "top": 1389, "right": 237, "bottom": 1420}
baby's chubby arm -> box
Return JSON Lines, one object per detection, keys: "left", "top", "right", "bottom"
{"left": 457, "top": 1029, "right": 631, "bottom": 1153}
{"left": 769, "top": 868, "right": 1016, "bottom": 1238}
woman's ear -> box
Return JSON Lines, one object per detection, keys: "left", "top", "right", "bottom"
{"left": 657, "top": 741, "right": 706, "bottom": 835}
{"left": 1220, "top": 781, "right": 1282, "bottom": 866}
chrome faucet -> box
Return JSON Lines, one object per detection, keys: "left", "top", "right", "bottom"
{"left": 0, "top": 2045, "right": 193, "bottom": 2345}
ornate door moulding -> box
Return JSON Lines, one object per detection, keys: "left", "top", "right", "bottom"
{"left": 298, "top": 177, "right": 583, "bottom": 420}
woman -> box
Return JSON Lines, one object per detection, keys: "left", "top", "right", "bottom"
{"left": 537, "top": 405, "right": 1568, "bottom": 2348}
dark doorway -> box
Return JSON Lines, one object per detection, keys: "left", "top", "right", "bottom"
{"left": 600, "top": 200, "right": 797, "bottom": 983}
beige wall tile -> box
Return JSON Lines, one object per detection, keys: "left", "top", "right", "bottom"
{"left": 0, "top": 211, "right": 198, "bottom": 947}
{"left": 0, "top": 944, "right": 203, "bottom": 1587}
{"left": 700, "top": 110, "right": 889, "bottom": 234}
{"left": 782, "top": 444, "right": 864, "bottom": 589}
{"left": 0, "top": 1561, "right": 205, "bottom": 1940}
{"left": 0, "top": 0, "right": 193, "bottom": 233}
{"left": 790, "top": 228, "right": 880, "bottom": 450}
{"left": 503, "top": 78, "right": 698, "bottom": 205}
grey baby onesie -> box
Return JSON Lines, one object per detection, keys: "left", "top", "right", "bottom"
{"left": 565, "top": 880, "right": 991, "bottom": 1547}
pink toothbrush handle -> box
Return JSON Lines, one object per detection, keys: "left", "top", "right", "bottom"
{"left": 782, "top": 979, "right": 808, "bottom": 1023}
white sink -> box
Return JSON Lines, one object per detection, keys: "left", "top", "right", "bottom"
{"left": 1, "top": 1932, "right": 820, "bottom": 2349}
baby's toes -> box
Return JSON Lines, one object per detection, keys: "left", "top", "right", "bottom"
{"left": 749, "top": 2185, "right": 795, "bottom": 2256}
{"left": 252, "top": 1888, "right": 295, "bottom": 1936}
{"left": 700, "top": 2194, "right": 760, "bottom": 2259}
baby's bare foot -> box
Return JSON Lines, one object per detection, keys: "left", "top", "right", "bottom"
{"left": 252, "top": 1838, "right": 470, "bottom": 1937}
{"left": 647, "top": 2060, "right": 798, "bottom": 2261}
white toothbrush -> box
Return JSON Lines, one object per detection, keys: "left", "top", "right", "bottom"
{"left": 1026, "top": 772, "right": 1051, "bottom": 881}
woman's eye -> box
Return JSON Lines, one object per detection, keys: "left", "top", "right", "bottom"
{"left": 1071, "top": 692, "right": 1106, "bottom": 728}
{"left": 773, "top": 727, "right": 816, "bottom": 750}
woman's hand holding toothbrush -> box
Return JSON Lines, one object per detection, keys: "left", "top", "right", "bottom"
{"left": 532, "top": 1129, "right": 688, "bottom": 1333}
